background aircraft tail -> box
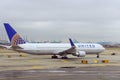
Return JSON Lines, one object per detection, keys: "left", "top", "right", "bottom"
{"left": 4, "top": 23, "right": 26, "bottom": 46}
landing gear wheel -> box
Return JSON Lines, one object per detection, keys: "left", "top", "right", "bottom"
{"left": 97, "top": 54, "right": 99, "bottom": 58}
{"left": 61, "top": 56, "right": 68, "bottom": 59}
{"left": 51, "top": 55, "right": 58, "bottom": 59}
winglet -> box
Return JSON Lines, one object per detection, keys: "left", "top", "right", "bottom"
{"left": 69, "top": 38, "right": 75, "bottom": 47}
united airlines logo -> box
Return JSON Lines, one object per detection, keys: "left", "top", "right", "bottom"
{"left": 77, "top": 44, "right": 95, "bottom": 48}
{"left": 11, "top": 34, "right": 25, "bottom": 46}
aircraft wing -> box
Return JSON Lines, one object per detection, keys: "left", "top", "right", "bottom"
{"left": 0, "top": 44, "right": 23, "bottom": 50}
{"left": 11, "top": 45, "right": 23, "bottom": 49}
{"left": 58, "top": 46, "right": 76, "bottom": 55}
{"left": 0, "top": 44, "right": 11, "bottom": 49}
{"left": 58, "top": 38, "right": 76, "bottom": 55}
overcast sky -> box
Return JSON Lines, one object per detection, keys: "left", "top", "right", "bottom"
{"left": 0, "top": 0, "right": 120, "bottom": 42}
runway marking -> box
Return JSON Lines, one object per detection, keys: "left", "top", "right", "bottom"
{"left": 106, "top": 64, "right": 120, "bottom": 66}
{"left": 24, "top": 70, "right": 120, "bottom": 74}
{"left": 60, "top": 60, "right": 68, "bottom": 62}
{"left": 0, "top": 70, "right": 120, "bottom": 80}
{"left": 41, "top": 70, "right": 66, "bottom": 73}
{"left": 0, "top": 76, "right": 42, "bottom": 80}
{"left": 91, "top": 64, "right": 106, "bottom": 66}
{"left": 29, "top": 60, "right": 39, "bottom": 62}
{"left": 32, "top": 66, "right": 43, "bottom": 69}
{"left": 26, "top": 70, "right": 66, "bottom": 73}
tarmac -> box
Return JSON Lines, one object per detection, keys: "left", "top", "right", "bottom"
{"left": 0, "top": 48, "right": 120, "bottom": 80}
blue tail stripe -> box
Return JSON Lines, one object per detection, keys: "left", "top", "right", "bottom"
{"left": 4, "top": 23, "right": 17, "bottom": 42}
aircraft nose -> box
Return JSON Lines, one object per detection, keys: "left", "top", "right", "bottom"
{"left": 102, "top": 46, "right": 105, "bottom": 51}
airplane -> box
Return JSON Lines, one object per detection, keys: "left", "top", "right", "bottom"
{"left": 3, "top": 23, "right": 105, "bottom": 59}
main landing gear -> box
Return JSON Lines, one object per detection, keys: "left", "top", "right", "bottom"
{"left": 97, "top": 53, "right": 99, "bottom": 58}
{"left": 51, "top": 55, "right": 68, "bottom": 59}
{"left": 61, "top": 56, "right": 68, "bottom": 59}
{"left": 51, "top": 55, "right": 58, "bottom": 59}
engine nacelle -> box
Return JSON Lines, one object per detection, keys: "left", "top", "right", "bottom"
{"left": 72, "top": 51, "right": 86, "bottom": 57}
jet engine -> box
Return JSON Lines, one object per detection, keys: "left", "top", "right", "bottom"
{"left": 72, "top": 51, "right": 86, "bottom": 57}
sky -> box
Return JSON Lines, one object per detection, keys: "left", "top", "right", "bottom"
{"left": 0, "top": 0, "right": 120, "bottom": 42}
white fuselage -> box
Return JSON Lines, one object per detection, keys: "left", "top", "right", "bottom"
{"left": 15, "top": 43, "right": 105, "bottom": 55}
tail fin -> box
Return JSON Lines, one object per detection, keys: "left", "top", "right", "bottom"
{"left": 4, "top": 23, "right": 25, "bottom": 46}
{"left": 69, "top": 38, "right": 75, "bottom": 47}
